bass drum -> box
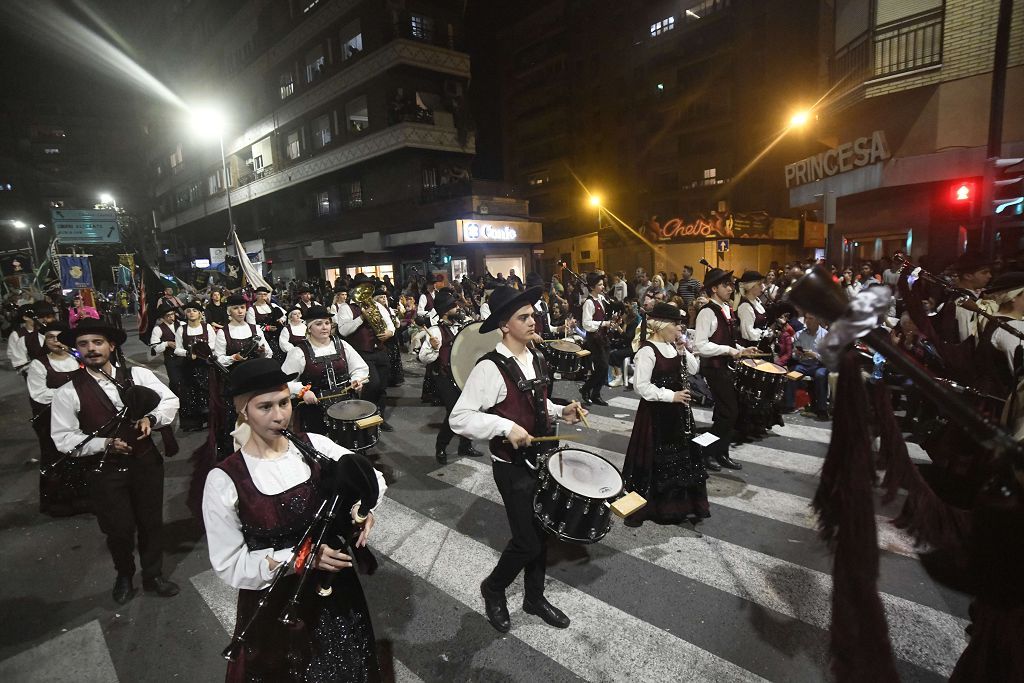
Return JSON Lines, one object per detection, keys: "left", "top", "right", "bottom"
{"left": 451, "top": 321, "right": 504, "bottom": 389}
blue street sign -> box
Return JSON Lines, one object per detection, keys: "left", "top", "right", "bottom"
{"left": 716, "top": 239, "right": 730, "bottom": 253}
{"left": 51, "top": 209, "right": 121, "bottom": 244}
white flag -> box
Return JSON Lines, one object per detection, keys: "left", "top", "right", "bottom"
{"left": 232, "top": 231, "right": 272, "bottom": 290}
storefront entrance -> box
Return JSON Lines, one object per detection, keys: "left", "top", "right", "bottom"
{"left": 484, "top": 256, "right": 524, "bottom": 280}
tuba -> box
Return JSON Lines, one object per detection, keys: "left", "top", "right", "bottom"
{"left": 352, "top": 280, "right": 388, "bottom": 337}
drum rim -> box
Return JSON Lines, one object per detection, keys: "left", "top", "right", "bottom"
{"left": 544, "top": 446, "right": 623, "bottom": 494}
{"left": 326, "top": 399, "right": 378, "bottom": 419}
{"left": 550, "top": 340, "right": 581, "bottom": 352}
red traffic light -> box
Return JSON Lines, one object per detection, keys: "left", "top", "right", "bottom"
{"left": 952, "top": 181, "right": 974, "bottom": 202}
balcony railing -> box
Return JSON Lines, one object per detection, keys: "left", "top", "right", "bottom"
{"left": 830, "top": 8, "right": 943, "bottom": 86}
{"left": 387, "top": 20, "right": 463, "bottom": 51}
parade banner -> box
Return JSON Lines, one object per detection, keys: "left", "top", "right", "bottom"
{"left": 58, "top": 255, "right": 94, "bottom": 289}
{"left": 117, "top": 253, "right": 135, "bottom": 274}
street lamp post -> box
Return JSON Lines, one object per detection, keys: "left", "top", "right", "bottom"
{"left": 589, "top": 193, "right": 603, "bottom": 233}
{"left": 190, "top": 107, "right": 234, "bottom": 238}
{"left": 11, "top": 220, "right": 38, "bottom": 265}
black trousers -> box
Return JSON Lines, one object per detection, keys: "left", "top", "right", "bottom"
{"left": 701, "top": 365, "right": 739, "bottom": 458}
{"left": 163, "top": 355, "right": 185, "bottom": 400}
{"left": 87, "top": 446, "right": 165, "bottom": 579}
{"left": 581, "top": 338, "right": 609, "bottom": 397}
{"left": 359, "top": 349, "right": 391, "bottom": 418}
{"left": 486, "top": 461, "right": 547, "bottom": 601}
{"left": 434, "top": 371, "right": 471, "bottom": 452}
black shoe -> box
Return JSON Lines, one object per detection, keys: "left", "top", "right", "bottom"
{"left": 703, "top": 457, "right": 722, "bottom": 472}
{"left": 112, "top": 575, "right": 137, "bottom": 605}
{"left": 716, "top": 455, "right": 743, "bottom": 470}
{"left": 458, "top": 444, "right": 483, "bottom": 458}
{"left": 480, "top": 580, "right": 510, "bottom": 633}
{"left": 523, "top": 596, "right": 570, "bottom": 629}
{"left": 142, "top": 576, "right": 180, "bottom": 597}
{"left": 380, "top": 421, "right": 394, "bottom": 432}
{"left": 579, "top": 389, "right": 592, "bottom": 407}
{"left": 435, "top": 447, "right": 448, "bottom": 465}
{"left": 591, "top": 395, "right": 609, "bottom": 407}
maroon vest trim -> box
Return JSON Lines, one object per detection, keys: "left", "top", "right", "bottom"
{"left": 298, "top": 339, "right": 350, "bottom": 394}
{"left": 699, "top": 302, "right": 736, "bottom": 369}
{"left": 436, "top": 324, "right": 456, "bottom": 371}
{"left": 225, "top": 323, "right": 260, "bottom": 355}
{"left": 484, "top": 350, "right": 551, "bottom": 462}
{"left": 69, "top": 367, "right": 157, "bottom": 455}
{"left": 737, "top": 299, "right": 767, "bottom": 347}
{"left": 343, "top": 303, "right": 382, "bottom": 352}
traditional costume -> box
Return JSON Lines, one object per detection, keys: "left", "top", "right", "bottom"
{"left": 335, "top": 275, "right": 394, "bottom": 431}
{"left": 150, "top": 303, "right": 184, "bottom": 399}
{"left": 175, "top": 300, "right": 216, "bottom": 431}
{"left": 245, "top": 287, "right": 286, "bottom": 359}
{"left": 580, "top": 272, "right": 612, "bottom": 406}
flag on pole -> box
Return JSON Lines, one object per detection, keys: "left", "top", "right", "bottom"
{"left": 59, "top": 256, "right": 95, "bottom": 289}
{"left": 136, "top": 256, "right": 164, "bottom": 341}
{"left": 231, "top": 231, "right": 272, "bottom": 290}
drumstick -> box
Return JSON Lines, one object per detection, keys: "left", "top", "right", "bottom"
{"left": 501, "top": 434, "right": 582, "bottom": 444}
{"left": 575, "top": 404, "right": 590, "bottom": 428}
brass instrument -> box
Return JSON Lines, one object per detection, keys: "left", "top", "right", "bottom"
{"left": 352, "top": 281, "right": 388, "bottom": 338}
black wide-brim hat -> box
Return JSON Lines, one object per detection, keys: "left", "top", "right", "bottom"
{"left": 351, "top": 273, "right": 371, "bottom": 285}
{"left": 40, "top": 321, "right": 71, "bottom": 336}
{"left": 155, "top": 302, "right": 177, "bottom": 317}
{"left": 297, "top": 284, "right": 314, "bottom": 294}
{"left": 301, "top": 305, "right": 333, "bottom": 321}
{"left": 35, "top": 302, "right": 57, "bottom": 317}
{"left": 738, "top": 270, "right": 765, "bottom": 283}
{"left": 254, "top": 286, "right": 271, "bottom": 293}
{"left": 433, "top": 291, "right": 459, "bottom": 316}
{"left": 17, "top": 304, "right": 35, "bottom": 319}
{"left": 953, "top": 252, "right": 992, "bottom": 275}
{"left": 525, "top": 271, "right": 544, "bottom": 288}
{"left": 648, "top": 301, "right": 686, "bottom": 323}
{"left": 766, "top": 300, "right": 799, "bottom": 320}
{"left": 226, "top": 294, "right": 247, "bottom": 306}
{"left": 704, "top": 268, "right": 734, "bottom": 290}
{"left": 182, "top": 300, "right": 205, "bottom": 312}
{"left": 227, "top": 358, "right": 298, "bottom": 398}
{"left": 983, "top": 271, "right": 1024, "bottom": 296}
{"left": 58, "top": 317, "right": 127, "bottom": 348}
{"left": 480, "top": 286, "right": 543, "bottom": 333}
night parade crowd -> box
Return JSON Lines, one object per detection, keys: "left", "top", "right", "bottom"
{"left": 3, "top": 247, "right": 1023, "bottom": 681}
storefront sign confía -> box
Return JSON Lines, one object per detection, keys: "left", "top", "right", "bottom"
{"left": 434, "top": 219, "right": 543, "bottom": 245}
{"left": 464, "top": 222, "right": 517, "bottom": 241}
{"left": 784, "top": 130, "right": 890, "bottom": 188}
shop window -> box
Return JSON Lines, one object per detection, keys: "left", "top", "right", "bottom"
{"left": 344, "top": 264, "right": 394, "bottom": 280}
{"left": 346, "top": 96, "right": 369, "bottom": 132}
{"left": 452, "top": 258, "right": 468, "bottom": 282}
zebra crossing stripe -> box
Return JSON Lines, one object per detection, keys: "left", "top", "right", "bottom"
{"left": 371, "top": 496, "right": 768, "bottom": 682}
{"left": 429, "top": 459, "right": 966, "bottom": 678}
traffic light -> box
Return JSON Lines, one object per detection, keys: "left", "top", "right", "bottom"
{"left": 946, "top": 179, "right": 977, "bottom": 220}
{"left": 951, "top": 182, "right": 974, "bottom": 203}
{"left": 991, "top": 157, "right": 1024, "bottom": 222}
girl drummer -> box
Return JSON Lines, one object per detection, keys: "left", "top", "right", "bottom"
{"left": 622, "top": 302, "right": 710, "bottom": 527}
{"left": 280, "top": 306, "right": 369, "bottom": 436}
{"left": 202, "top": 358, "right": 386, "bottom": 682}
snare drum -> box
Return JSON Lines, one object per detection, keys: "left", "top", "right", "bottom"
{"left": 533, "top": 448, "right": 624, "bottom": 544}
{"left": 735, "top": 358, "right": 788, "bottom": 401}
{"left": 542, "top": 340, "right": 584, "bottom": 376}
{"left": 325, "top": 399, "right": 382, "bottom": 451}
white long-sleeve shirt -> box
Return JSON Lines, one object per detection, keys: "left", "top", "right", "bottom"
{"left": 51, "top": 365, "right": 180, "bottom": 457}
{"left": 417, "top": 321, "right": 463, "bottom": 365}
{"left": 450, "top": 342, "right": 562, "bottom": 450}
{"left": 8, "top": 327, "right": 40, "bottom": 371}
{"left": 245, "top": 303, "right": 284, "bottom": 327}
{"left": 581, "top": 296, "right": 611, "bottom": 334}
{"left": 281, "top": 339, "right": 369, "bottom": 396}
{"left": 990, "top": 319, "right": 1024, "bottom": 376}
{"left": 478, "top": 302, "right": 490, "bottom": 320}
{"left": 173, "top": 323, "right": 216, "bottom": 357}
{"left": 334, "top": 301, "right": 395, "bottom": 338}
{"left": 26, "top": 354, "right": 80, "bottom": 405}
{"left": 215, "top": 322, "right": 272, "bottom": 368}
{"left": 737, "top": 298, "right": 767, "bottom": 343}
{"left": 633, "top": 341, "right": 699, "bottom": 403}
{"left": 278, "top": 323, "right": 307, "bottom": 355}
{"left": 149, "top": 322, "right": 179, "bottom": 355}
{"left": 202, "top": 432, "right": 387, "bottom": 590}
{"left": 694, "top": 300, "right": 743, "bottom": 359}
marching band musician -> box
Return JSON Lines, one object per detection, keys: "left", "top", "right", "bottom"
{"left": 579, "top": 272, "right": 618, "bottom": 406}
{"left": 951, "top": 253, "right": 993, "bottom": 343}
{"left": 526, "top": 272, "right": 574, "bottom": 339}
{"left": 735, "top": 271, "right": 770, "bottom": 348}
{"left": 28, "top": 322, "right": 90, "bottom": 516}
{"left": 174, "top": 300, "right": 216, "bottom": 432}
{"left": 202, "top": 358, "right": 386, "bottom": 681}
{"left": 975, "top": 272, "right": 1024, "bottom": 392}
{"left": 150, "top": 303, "right": 184, "bottom": 399}
{"left": 694, "top": 268, "right": 760, "bottom": 472}
{"left": 417, "top": 289, "right": 482, "bottom": 464}
{"left": 450, "top": 285, "right": 587, "bottom": 634}
{"left": 375, "top": 283, "right": 405, "bottom": 387}
{"left": 214, "top": 294, "right": 272, "bottom": 458}
{"left": 418, "top": 273, "right": 445, "bottom": 325}
{"left": 328, "top": 285, "right": 349, "bottom": 317}
{"left": 245, "top": 286, "right": 286, "bottom": 359}
{"left": 294, "top": 284, "right": 321, "bottom": 314}
{"left": 335, "top": 274, "right": 395, "bottom": 432}
{"left": 50, "top": 318, "right": 180, "bottom": 604}
{"left": 277, "top": 306, "right": 306, "bottom": 356}
{"left": 8, "top": 303, "right": 48, "bottom": 377}
{"left": 281, "top": 306, "right": 368, "bottom": 436}
{"left": 622, "top": 303, "right": 709, "bottom": 527}
{"left": 204, "top": 289, "right": 228, "bottom": 328}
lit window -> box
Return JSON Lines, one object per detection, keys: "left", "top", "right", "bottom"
{"left": 253, "top": 155, "right": 265, "bottom": 172}
{"left": 704, "top": 168, "right": 716, "bottom": 179}
{"left": 316, "top": 190, "right": 330, "bottom": 216}
{"left": 346, "top": 96, "right": 369, "bottom": 133}
{"left": 286, "top": 130, "right": 301, "bottom": 160}
{"left": 410, "top": 14, "right": 435, "bottom": 41}
{"left": 305, "top": 45, "right": 325, "bottom": 83}
{"left": 0, "top": 183, "right": 12, "bottom": 191}
{"left": 170, "top": 144, "right": 184, "bottom": 174}
{"left": 312, "top": 114, "right": 331, "bottom": 149}
{"left": 650, "top": 16, "right": 675, "bottom": 37}
{"left": 280, "top": 71, "right": 294, "bottom": 99}
{"left": 422, "top": 168, "right": 438, "bottom": 189}
{"left": 347, "top": 180, "right": 363, "bottom": 208}
{"left": 341, "top": 21, "right": 363, "bottom": 61}
{"left": 43, "top": 147, "right": 60, "bottom": 155}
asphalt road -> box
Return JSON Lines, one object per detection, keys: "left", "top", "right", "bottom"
{"left": 0, "top": 326, "right": 970, "bottom": 682}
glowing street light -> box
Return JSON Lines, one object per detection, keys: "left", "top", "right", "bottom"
{"left": 189, "top": 105, "right": 235, "bottom": 238}
{"left": 9, "top": 220, "right": 38, "bottom": 264}
{"left": 588, "top": 194, "right": 602, "bottom": 208}
{"left": 789, "top": 110, "right": 811, "bottom": 127}
{"left": 11, "top": 220, "right": 26, "bottom": 228}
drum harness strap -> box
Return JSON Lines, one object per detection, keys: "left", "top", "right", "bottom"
{"left": 303, "top": 338, "right": 351, "bottom": 397}
{"left": 482, "top": 348, "right": 553, "bottom": 472}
